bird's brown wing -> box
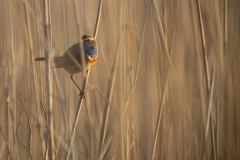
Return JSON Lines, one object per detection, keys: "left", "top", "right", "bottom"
{"left": 53, "top": 43, "right": 87, "bottom": 74}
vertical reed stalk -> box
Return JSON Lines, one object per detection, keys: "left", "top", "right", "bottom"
{"left": 99, "top": 1, "right": 150, "bottom": 157}
{"left": 196, "top": 0, "right": 210, "bottom": 90}
{"left": 73, "top": 0, "right": 81, "bottom": 37}
{"left": 223, "top": 0, "right": 227, "bottom": 57}
{"left": 151, "top": 79, "right": 168, "bottom": 160}
{"left": 97, "top": 31, "right": 123, "bottom": 160}
{"left": 205, "top": 68, "right": 215, "bottom": 140}
{"left": 23, "top": 0, "right": 41, "bottom": 130}
{"left": 124, "top": 0, "right": 150, "bottom": 111}
{"left": 0, "top": 128, "right": 13, "bottom": 160}
{"left": 43, "top": 0, "right": 54, "bottom": 159}
{"left": 8, "top": 0, "right": 16, "bottom": 158}
{"left": 66, "top": 0, "right": 103, "bottom": 159}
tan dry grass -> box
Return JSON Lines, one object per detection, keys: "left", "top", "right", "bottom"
{"left": 0, "top": 0, "right": 240, "bottom": 159}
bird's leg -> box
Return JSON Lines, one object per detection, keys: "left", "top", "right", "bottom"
{"left": 70, "top": 74, "right": 80, "bottom": 90}
{"left": 70, "top": 74, "right": 85, "bottom": 98}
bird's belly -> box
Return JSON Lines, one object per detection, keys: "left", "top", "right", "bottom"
{"left": 63, "top": 62, "right": 90, "bottom": 74}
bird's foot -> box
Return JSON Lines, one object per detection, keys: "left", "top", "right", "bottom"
{"left": 79, "top": 90, "right": 85, "bottom": 98}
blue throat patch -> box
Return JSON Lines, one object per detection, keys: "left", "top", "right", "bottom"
{"left": 84, "top": 43, "right": 98, "bottom": 55}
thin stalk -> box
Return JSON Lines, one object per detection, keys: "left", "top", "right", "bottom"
{"left": 93, "top": 0, "right": 103, "bottom": 38}
{"left": 151, "top": 79, "right": 168, "bottom": 160}
{"left": 100, "top": 43, "right": 117, "bottom": 108}
{"left": 23, "top": 5, "right": 44, "bottom": 158}
{"left": 101, "top": 1, "right": 150, "bottom": 156}
{"left": 0, "top": 141, "right": 6, "bottom": 159}
{"left": 223, "top": 0, "right": 227, "bottom": 57}
{"left": 124, "top": 0, "right": 150, "bottom": 112}
{"left": 8, "top": 0, "right": 16, "bottom": 158}
{"left": 196, "top": 0, "right": 210, "bottom": 90}
{"left": 202, "top": 67, "right": 215, "bottom": 160}
{"left": 97, "top": 31, "right": 123, "bottom": 160}
{"left": 216, "top": 94, "right": 219, "bottom": 158}
{"left": 65, "top": 0, "right": 103, "bottom": 159}
{"left": 43, "top": 0, "right": 55, "bottom": 159}
{"left": 211, "top": 110, "right": 216, "bottom": 160}
{"left": 16, "top": 93, "right": 33, "bottom": 160}
{"left": 205, "top": 67, "right": 215, "bottom": 139}
{"left": 23, "top": 0, "right": 41, "bottom": 135}
{"left": 73, "top": 0, "right": 81, "bottom": 38}
{"left": 196, "top": 1, "right": 212, "bottom": 159}
{"left": 66, "top": 70, "right": 90, "bottom": 160}
{"left": 0, "top": 128, "right": 13, "bottom": 160}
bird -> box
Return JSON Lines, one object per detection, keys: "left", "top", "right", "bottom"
{"left": 35, "top": 34, "right": 98, "bottom": 96}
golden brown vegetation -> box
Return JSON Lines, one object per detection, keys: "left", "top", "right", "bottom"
{"left": 0, "top": 0, "right": 239, "bottom": 159}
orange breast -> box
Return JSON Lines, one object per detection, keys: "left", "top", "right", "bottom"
{"left": 87, "top": 56, "right": 98, "bottom": 65}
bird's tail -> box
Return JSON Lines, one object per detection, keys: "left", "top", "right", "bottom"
{"left": 35, "top": 56, "right": 66, "bottom": 69}
{"left": 35, "top": 57, "right": 46, "bottom": 61}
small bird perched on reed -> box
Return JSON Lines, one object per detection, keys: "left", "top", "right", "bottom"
{"left": 35, "top": 34, "right": 98, "bottom": 95}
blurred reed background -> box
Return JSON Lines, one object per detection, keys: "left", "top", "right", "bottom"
{"left": 0, "top": 0, "right": 239, "bottom": 159}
